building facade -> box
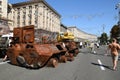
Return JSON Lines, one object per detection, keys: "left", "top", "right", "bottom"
{"left": 60, "top": 24, "right": 67, "bottom": 32}
{"left": 7, "top": 0, "right": 97, "bottom": 42}
{"left": 0, "top": 0, "right": 8, "bottom": 18}
{"left": 8, "top": 0, "right": 61, "bottom": 32}
{"left": 68, "top": 26, "right": 97, "bottom": 41}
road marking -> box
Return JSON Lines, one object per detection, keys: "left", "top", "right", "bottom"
{"left": 97, "top": 59, "right": 105, "bottom": 70}
{"left": 0, "top": 61, "right": 10, "bottom": 65}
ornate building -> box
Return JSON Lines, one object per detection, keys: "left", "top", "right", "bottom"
{"left": 8, "top": 0, "right": 61, "bottom": 32}
{"left": 0, "top": 0, "right": 8, "bottom": 18}
{"left": 0, "top": 0, "right": 11, "bottom": 35}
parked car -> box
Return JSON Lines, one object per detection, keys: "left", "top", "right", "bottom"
{"left": 0, "top": 33, "right": 13, "bottom": 58}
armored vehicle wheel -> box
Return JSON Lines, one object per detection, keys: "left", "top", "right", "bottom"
{"left": 60, "top": 56, "right": 67, "bottom": 63}
{"left": 16, "top": 55, "right": 26, "bottom": 67}
{"left": 48, "top": 58, "right": 58, "bottom": 68}
{"left": 66, "top": 53, "right": 74, "bottom": 61}
{"left": 74, "top": 49, "right": 79, "bottom": 57}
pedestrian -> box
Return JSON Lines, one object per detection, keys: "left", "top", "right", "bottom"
{"left": 107, "top": 38, "right": 120, "bottom": 70}
{"left": 95, "top": 42, "right": 99, "bottom": 48}
{"left": 79, "top": 41, "right": 83, "bottom": 49}
{"left": 84, "top": 42, "right": 87, "bottom": 47}
{"left": 89, "top": 42, "right": 96, "bottom": 54}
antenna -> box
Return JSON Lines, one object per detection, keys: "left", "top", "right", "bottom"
{"left": 115, "top": 3, "right": 120, "bottom": 41}
{"left": 101, "top": 24, "right": 105, "bottom": 33}
{"left": 115, "top": 2, "right": 120, "bottom": 26}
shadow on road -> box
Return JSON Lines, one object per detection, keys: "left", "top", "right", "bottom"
{"left": 91, "top": 62, "right": 113, "bottom": 70}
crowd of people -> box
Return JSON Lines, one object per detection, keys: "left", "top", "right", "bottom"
{"left": 79, "top": 41, "right": 99, "bottom": 50}
{"left": 78, "top": 38, "right": 120, "bottom": 71}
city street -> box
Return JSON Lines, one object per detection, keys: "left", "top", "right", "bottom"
{"left": 0, "top": 45, "right": 120, "bottom": 80}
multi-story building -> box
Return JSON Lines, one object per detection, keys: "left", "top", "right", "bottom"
{"left": 7, "top": 0, "right": 97, "bottom": 42}
{"left": 0, "top": 0, "right": 8, "bottom": 18}
{"left": 0, "top": 0, "right": 12, "bottom": 35}
{"left": 68, "top": 26, "right": 97, "bottom": 41}
{"left": 8, "top": 0, "right": 61, "bottom": 32}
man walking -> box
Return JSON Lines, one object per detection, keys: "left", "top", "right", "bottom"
{"left": 79, "top": 41, "right": 83, "bottom": 49}
{"left": 107, "top": 38, "right": 120, "bottom": 70}
{"left": 90, "top": 42, "right": 96, "bottom": 54}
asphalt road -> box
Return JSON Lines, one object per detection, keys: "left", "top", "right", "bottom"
{"left": 0, "top": 45, "right": 120, "bottom": 80}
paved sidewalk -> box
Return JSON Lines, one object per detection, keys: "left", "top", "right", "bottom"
{"left": 0, "top": 58, "right": 3, "bottom": 62}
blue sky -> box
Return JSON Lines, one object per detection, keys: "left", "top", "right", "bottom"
{"left": 8, "top": 0, "right": 120, "bottom": 36}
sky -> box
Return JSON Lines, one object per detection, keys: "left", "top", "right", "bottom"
{"left": 8, "top": 0, "right": 120, "bottom": 36}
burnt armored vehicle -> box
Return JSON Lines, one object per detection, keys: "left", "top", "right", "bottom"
{"left": 7, "top": 25, "right": 67, "bottom": 69}
{"left": 57, "top": 32, "right": 79, "bottom": 61}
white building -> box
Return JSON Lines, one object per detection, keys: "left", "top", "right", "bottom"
{"left": 0, "top": 0, "right": 8, "bottom": 18}
{"left": 8, "top": 0, "right": 61, "bottom": 32}
{"left": 68, "top": 26, "right": 97, "bottom": 41}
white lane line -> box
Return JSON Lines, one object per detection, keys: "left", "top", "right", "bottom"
{"left": 97, "top": 59, "right": 105, "bottom": 70}
{"left": 0, "top": 61, "right": 10, "bottom": 65}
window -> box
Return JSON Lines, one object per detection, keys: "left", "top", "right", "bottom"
{"left": 23, "top": 7, "right": 26, "bottom": 14}
{"left": 0, "top": 8, "right": 1, "bottom": 13}
{"left": 35, "top": 5, "right": 38, "bottom": 9}
{"left": 29, "top": 6, "right": 32, "bottom": 14}
{"left": 0, "top": 1, "right": 2, "bottom": 6}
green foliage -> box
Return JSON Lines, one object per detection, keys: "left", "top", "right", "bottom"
{"left": 110, "top": 25, "right": 120, "bottom": 39}
{"left": 110, "top": 24, "right": 120, "bottom": 43}
{"left": 99, "top": 32, "right": 108, "bottom": 45}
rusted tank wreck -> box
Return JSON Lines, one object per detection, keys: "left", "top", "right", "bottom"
{"left": 7, "top": 25, "right": 79, "bottom": 69}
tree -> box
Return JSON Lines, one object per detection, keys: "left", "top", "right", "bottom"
{"left": 110, "top": 25, "right": 120, "bottom": 39}
{"left": 110, "top": 25, "right": 120, "bottom": 43}
{"left": 99, "top": 32, "right": 108, "bottom": 45}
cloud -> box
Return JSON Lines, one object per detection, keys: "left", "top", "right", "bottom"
{"left": 85, "top": 13, "right": 104, "bottom": 20}
{"left": 62, "top": 13, "right": 104, "bottom": 20}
